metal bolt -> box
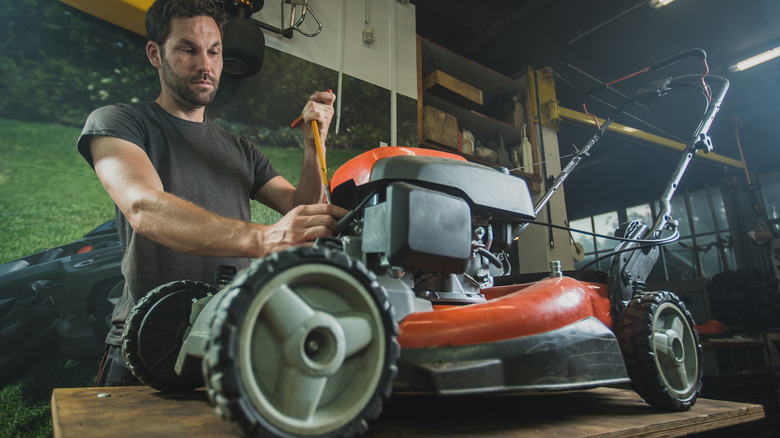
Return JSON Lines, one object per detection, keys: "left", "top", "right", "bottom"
{"left": 306, "top": 338, "right": 320, "bottom": 356}
{"left": 549, "top": 260, "right": 563, "bottom": 278}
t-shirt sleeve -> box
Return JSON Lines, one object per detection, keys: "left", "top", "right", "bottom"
{"left": 77, "top": 104, "right": 148, "bottom": 168}
{"left": 246, "top": 139, "right": 281, "bottom": 198}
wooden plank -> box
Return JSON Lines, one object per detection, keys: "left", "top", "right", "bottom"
{"left": 52, "top": 386, "right": 765, "bottom": 438}
{"left": 423, "top": 70, "right": 483, "bottom": 110}
{"left": 371, "top": 388, "right": 766, "bottom": 438}
{"left": 422, "top": 105, "right": 458, "bottom": 149}
{"left": 52, "top": 387, "right": 232, "bottom": 438}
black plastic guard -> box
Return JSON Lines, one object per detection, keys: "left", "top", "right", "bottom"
{"left": 395, "top": 316, "right": 629, "bottom": 395}
{"left": 369, "top": 156, "right": 535, "bottom": 220}
{"left": 362, "top": 182, "right": 472, "bottom": 273}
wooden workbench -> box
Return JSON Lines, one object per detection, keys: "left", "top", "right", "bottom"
{"left": 52, "top": 386, "right": 765, "bottom": 437}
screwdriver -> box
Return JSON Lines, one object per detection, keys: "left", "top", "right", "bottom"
{"left": 290, "top": 90, "right": 333, "bottom": 203}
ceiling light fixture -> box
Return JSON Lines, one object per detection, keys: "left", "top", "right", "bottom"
{"left": 730, "top": 46, "right": 780, "bottom": 72}
{"left": 648, "top": 0, "right": 676, "bottom": 9}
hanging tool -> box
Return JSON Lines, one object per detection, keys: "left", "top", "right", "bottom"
{"left": 564, "top": 220, "right": 586, "bottom": 262}
{"left": 734, "top": 120, "right": 775, "bottom": 243}
{"left": 497, "top": 133, "right": 511, "bottom": 167}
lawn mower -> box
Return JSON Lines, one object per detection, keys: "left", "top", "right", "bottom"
{"left": 0, "top": 220, "right": 123, "bottom": 383}
{"left": 121, "top": 49, "right": 729, "bottom": 437}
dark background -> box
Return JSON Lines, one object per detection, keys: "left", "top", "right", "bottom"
{"left": 416, "top": 0, "right": 780, "bottom": 219}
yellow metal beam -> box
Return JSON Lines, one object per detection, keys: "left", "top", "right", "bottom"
{"left": 556, "top": 106, "right": 744, "bottom": 169}
{"left": 60, "top": 0, "right": 153, "bottom": 36}
{"left": 526, "top": 66, "right": 562, "bottom": 130}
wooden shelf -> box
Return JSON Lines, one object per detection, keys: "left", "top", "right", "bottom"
{"left": 424, "top": 92, "right": 527, "bottom": 145}
{"left": 421, "top": 140, "right": 542, "bottom": 194}
{"left": 416, "top": 36, "right": 541, "bottom": 191}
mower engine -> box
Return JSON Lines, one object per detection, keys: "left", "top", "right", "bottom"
{"left": 331, "top": 148, "right": 536, "bottom": 317}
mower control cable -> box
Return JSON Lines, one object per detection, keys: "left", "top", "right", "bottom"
{"left": 522, "top": 220, "right": 680, "bottom": 246}
{"left": 580, "top": 48, "right": 710, "bottom": 127}
{"left": 515, "top": 219, "right": 680, "bottom": 279}
{"left": 574, "top": 228, "right": 681, "bottom": 279}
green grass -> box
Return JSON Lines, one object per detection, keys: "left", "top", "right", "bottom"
{"left": 0, "top": 118, "right": 362, "bottom": 437}
{"left": 251, "top": 147, "right": 364, "bottom": 225}
{"left": 0, "top": 360, "right": 97, "bottom": 438}
{"left": 0, "top": 119, "right": 114, "bottom": 264}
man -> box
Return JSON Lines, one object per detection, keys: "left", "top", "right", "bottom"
{"left": 78, "top": 0, "right": 347, "bottom": 386}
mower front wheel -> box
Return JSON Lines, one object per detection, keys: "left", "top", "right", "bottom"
{"left": 617, "top": 291, "right": 702, "bottom": 411}
{"left": 202, "top": 246, "right": 399, "bottom": 437}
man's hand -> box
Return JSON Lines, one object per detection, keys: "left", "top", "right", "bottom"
{"left": 261, "top": 203, "right": 348, "bottom": 254}
{"left": 301, "top": 90, "right": 336, "bottom": 149}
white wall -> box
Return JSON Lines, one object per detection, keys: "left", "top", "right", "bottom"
{"left": 253, "top": 0, "right": 415, "bottom": 144}
{"left": 253, "top": 0, "right": 416, "bottom": 99}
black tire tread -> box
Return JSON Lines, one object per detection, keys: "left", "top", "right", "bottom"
{"left": 202, "top": 246, "right": 399, "bottom": 438}
{"left": 123, "top": 279, "right": 215, "bottom": 392}
{"left": 617, "top": 291, "right": 702, "bottom": 411}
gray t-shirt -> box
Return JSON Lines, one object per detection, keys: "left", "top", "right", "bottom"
{"left": 78, "top": 102, "right": 279, "bottom": 345}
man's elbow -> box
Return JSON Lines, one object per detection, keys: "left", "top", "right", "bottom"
{"left": 122, "top": 193, "right": 160, "bottom": 238}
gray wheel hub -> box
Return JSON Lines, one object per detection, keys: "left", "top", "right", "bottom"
{"left": 238, "top": 264, "right": 385, "bottom": 435}
{"left": 651, "top": 302, "right": 697, "bottom": 398}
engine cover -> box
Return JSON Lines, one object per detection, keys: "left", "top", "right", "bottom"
{"left": 362, "top": 182, "right": 472, "bottom": 274}
{"left": 369, "top": 155, "right": 535, "bottom": 220}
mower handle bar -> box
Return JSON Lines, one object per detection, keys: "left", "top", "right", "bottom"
{"left": 648, "top": 75, "right": 729, "bottom": 239}
{"left": 511, "top": 73, "right": 729, "bottom": 241}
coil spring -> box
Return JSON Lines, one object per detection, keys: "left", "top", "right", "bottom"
{"left": 215, "top": 265, "right": 238, "bottom": 290}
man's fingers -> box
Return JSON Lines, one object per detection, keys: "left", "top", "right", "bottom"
{"left": 301, "top": 213, "right": 342, "bottom": 234}
{"left": 302, "top": 224, "right": 339, "bottom": 241}
{"left": 309, "top": 90, "right": 336, "bottom": 105}
{"left": 299, "top": 203, "right": 348, "bottom": 219}
{"left": 288, "top": 204, "right": 349, "bottom": 236}
{"left": 303, "top": 104, "right": 334, "bottom": 124}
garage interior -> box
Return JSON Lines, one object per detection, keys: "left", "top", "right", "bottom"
{"left": 6, "top": 0, "right": 780, "bottom": 436}
{"left": 415, "top": 0, "right": 780, "bottom": 435}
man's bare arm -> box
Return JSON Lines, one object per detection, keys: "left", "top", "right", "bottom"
{"left": 90, "top": 135, "right": 346, "bottom": 258}
{"left": 260, "top": 90, "right": 337, "bottom": 212}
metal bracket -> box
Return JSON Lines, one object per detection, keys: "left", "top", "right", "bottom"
{"left": 249, "top": 0, "right": 322, "bottom": 39}
{"left": 693, "top": 133, "right": 713, "bottom": 153}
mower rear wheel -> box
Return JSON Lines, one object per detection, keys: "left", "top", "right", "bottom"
{"left": 202, "top": 246, "right": 399, "bottom": 438}
{"left": 123, "top": 280, "right": 215, "bottom": 392}
{"left": 617, "top": 291, "right": 702, "bottom": 411}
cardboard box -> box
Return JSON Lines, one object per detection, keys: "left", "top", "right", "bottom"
{"left": 422, "top": 105, "right": 458, "bottom": 149}
{"left": 423, "top": 70, "right": 483, "bottom": 109}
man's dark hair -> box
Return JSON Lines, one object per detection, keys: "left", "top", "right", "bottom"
{"left": 145, "top": 0, "right": 227, "bottom": 46}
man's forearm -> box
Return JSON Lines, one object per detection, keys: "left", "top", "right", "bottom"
{"left": 126, "top": 189, "right": 267, "bottom": 258}
{"left": 293, "top": 142, "right": 326, "bottom": 206}
{"left": 294, "top": 89, "right": 335, "bottom": 207}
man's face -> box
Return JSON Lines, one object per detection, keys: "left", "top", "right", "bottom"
{"left": 158, "top": 16, "right": 222, "bottom": 108}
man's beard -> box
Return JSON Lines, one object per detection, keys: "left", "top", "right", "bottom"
{"left": 161, "top": 56, "right": 219, "bottom": 107}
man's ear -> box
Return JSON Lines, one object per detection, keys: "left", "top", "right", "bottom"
{"left": 146, "top": 41, "right": 162, "bottom": 69}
